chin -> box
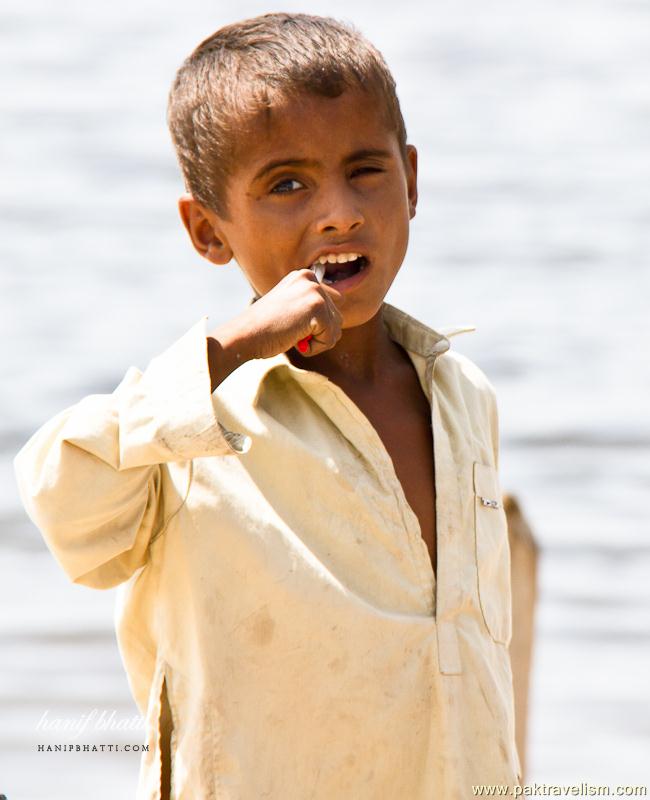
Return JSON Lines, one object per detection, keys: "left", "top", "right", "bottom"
{"left": 340, "top": 299, "right": 386, "bottom": 330}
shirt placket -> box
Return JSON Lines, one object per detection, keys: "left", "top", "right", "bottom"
{"left": 292, "top": 374, "right": 430, "bottom": 613}
{"left": 291, "top": 346, "right": 464, "bottom": 676}
{"left": 428, "top": 343, "right": 464, "bottom": 676}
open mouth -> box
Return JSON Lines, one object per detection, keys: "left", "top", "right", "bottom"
{"left": 314, "top": 254, "right": 369, "bottom": 285}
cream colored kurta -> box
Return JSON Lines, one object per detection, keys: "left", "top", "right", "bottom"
{"left": 14, "top": 302, "right": 522, "bottom": 799}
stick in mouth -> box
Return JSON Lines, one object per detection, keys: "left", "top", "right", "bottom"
{"left": 313, "top": 262, "right": 326, "bottom": 284}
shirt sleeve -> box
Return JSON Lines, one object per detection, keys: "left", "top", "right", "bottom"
{"left": 13, "top": 315, "right": 251, "bottom": 589}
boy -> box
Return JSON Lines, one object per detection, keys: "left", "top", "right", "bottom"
{"left": 14, "top": 13, "right": 521, "bottom": 799}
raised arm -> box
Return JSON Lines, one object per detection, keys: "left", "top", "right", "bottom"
{"left": 13, "top": 316, "right": 247, "bottom": 590}
{"left": 14, "top": 269, "right": 347, "bottom": 590}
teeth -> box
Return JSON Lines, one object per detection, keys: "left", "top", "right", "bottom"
{"left": 313, "top": 252, "right": 362, "bottom": 266}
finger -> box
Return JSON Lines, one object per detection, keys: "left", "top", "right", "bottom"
{"left": 315, "top": 280, "right": 344, "bottom": 312}
{"left": 318, "top": 286, "right": 343, "bottom": 327}
{"left": 299, "top": 267, "right": 321, "bottom": 284}
{"left": 318, "top": 299, "right": 342, "bottom": 348}
{"left": 301, "top": 310, "right": 333, "bottom": 355}
{"left": 318, "top": 279, "right": 346, "bottom": 307}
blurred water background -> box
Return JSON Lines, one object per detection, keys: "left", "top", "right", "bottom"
{"left": 1, "top": 0, "right": 649, "bottom": 797}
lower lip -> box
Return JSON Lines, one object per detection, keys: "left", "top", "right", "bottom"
{"left": 323, "top": 260, "right": 371, "bottom": 293}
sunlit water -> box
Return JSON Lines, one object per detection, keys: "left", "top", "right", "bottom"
{"left": 1, "top": 1, "right": 649, "bottom": 796}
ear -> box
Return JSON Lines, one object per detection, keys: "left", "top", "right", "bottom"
{"left": 405, "top": 145, "right": 418, "bottom": 220}
{"left": 178, "top": 194, "right": 233, "bottom": 265}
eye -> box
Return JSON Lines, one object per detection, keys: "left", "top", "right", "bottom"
{"left": 351, "top": 165, "right": 384, "bottom": 177}
{"left": 270, "top": 178, "right": 304, "bottom": 194}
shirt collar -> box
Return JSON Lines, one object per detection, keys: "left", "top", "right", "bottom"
{"left": 213, "top": 300, "right": 474, "bottom": 454}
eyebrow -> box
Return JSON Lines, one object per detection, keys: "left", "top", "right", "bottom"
{"left": 251, "top": 149, "right": 394, "bottom": 183}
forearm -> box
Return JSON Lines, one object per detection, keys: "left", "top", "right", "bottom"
{"left": 207, "top": 314, "right": 260, "bottom": 392}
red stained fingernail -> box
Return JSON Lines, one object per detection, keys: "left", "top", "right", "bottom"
{"left": 297, "top": 336, "right": 311, "bottom": 353}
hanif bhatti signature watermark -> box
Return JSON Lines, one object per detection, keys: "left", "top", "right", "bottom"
{"left": 35, "top": 708, "right": 145, "bottom": 740}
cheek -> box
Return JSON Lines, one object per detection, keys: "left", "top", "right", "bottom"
{"left": 372, "top": 190, "right": 411, "bottom": 242}
{"left": 237, "top": 216, "right": 295, "bottom": 256}
{"left": 250, "top": 205, "right": 308, "bottom": 250}
{"left": 368, "top": 177, "right": 409, "bottom": 215}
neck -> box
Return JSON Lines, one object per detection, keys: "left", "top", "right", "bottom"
{"left": 287, "top": 305, "right": 404, "bottom": 386}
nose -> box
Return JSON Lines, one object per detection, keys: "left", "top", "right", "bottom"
{"left": 314, "top": 181, "right": 365, "bottom": 235}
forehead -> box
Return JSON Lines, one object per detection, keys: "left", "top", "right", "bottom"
{"left": 230, "top": 87, "right": 399, "bottom": 178}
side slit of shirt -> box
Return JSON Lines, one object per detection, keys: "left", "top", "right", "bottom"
{"left": 158, "top": 675, "right": 173, "bottom": 800}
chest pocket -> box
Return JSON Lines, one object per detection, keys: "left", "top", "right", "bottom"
{"left": 473, "top": 462, "right": 512, "bottom": 646}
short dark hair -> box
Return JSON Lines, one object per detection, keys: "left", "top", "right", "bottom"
{"left": 167, "top": 13, "right": 408, "bottom": 216}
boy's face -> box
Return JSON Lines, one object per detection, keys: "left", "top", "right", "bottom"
{"left": 180, "top": 87, "right": 417, "bottom": 329}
